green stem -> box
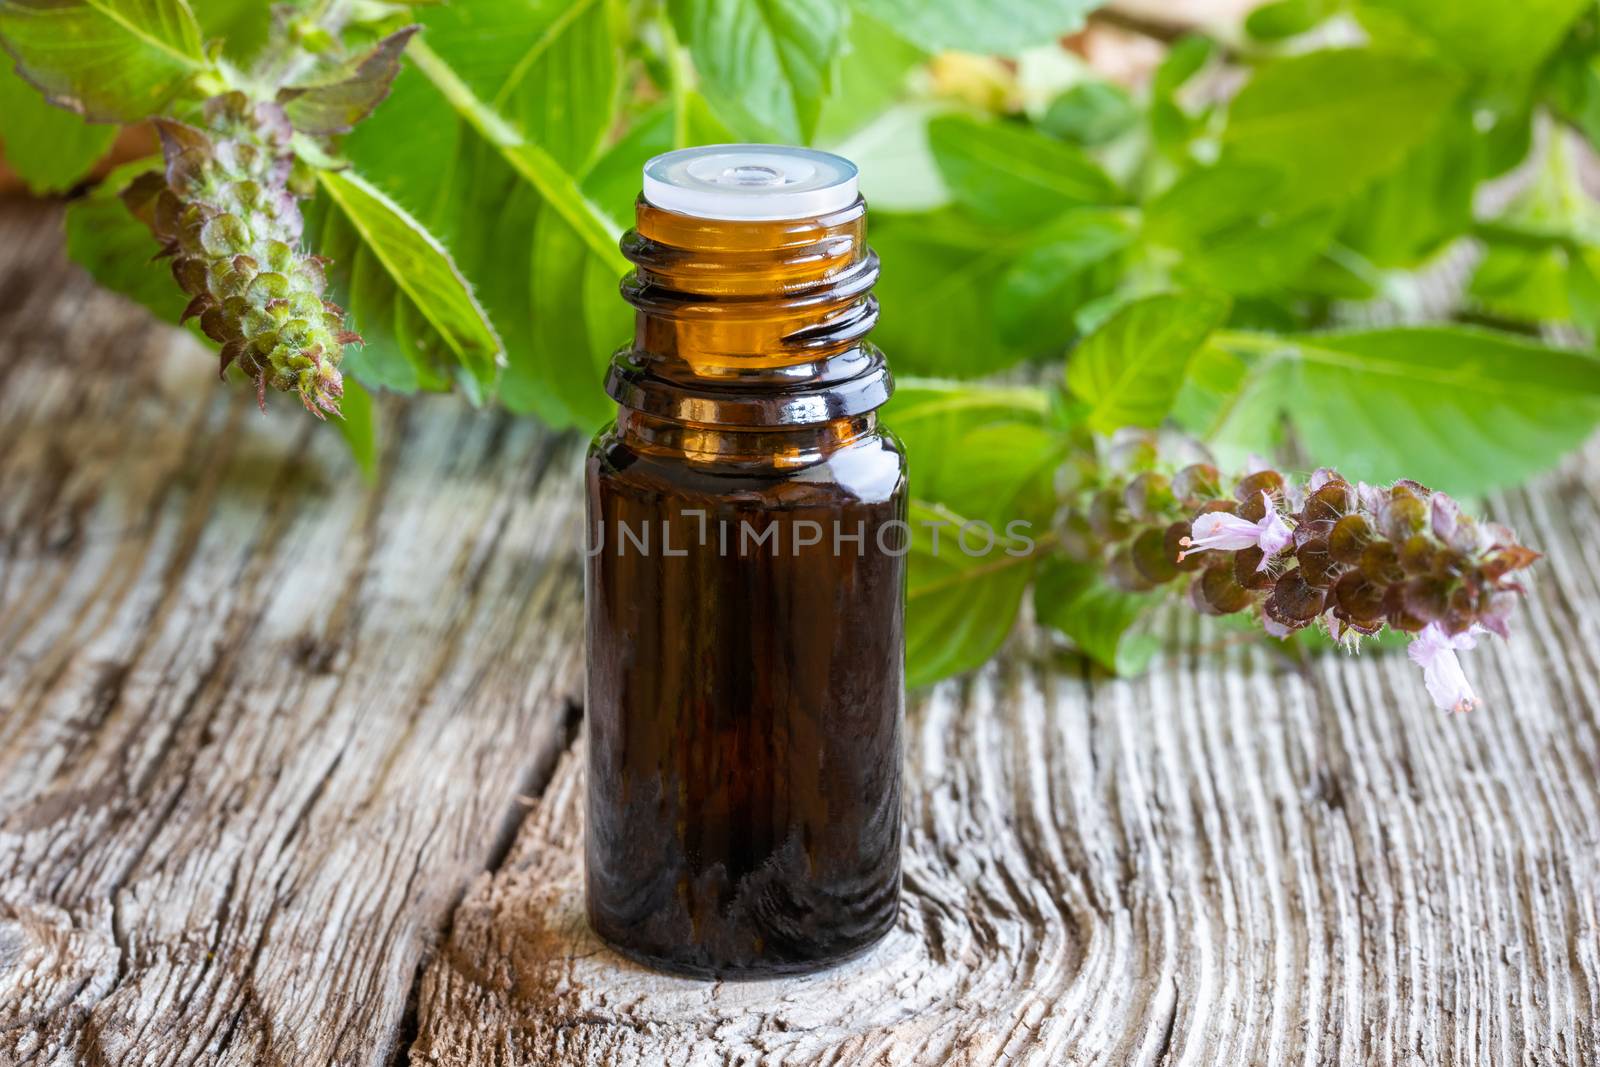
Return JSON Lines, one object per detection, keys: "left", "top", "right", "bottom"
{"left": 407, "top": 38, "right": 629, "bottom": 274}
{"left": 1210, "top": 329, "right": 1291, "bottom": 354}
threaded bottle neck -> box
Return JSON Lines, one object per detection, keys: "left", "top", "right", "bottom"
{"left": 606, "top": 198, "right": 890, "bottom": 440}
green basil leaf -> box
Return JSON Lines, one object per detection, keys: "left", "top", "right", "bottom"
{"left": 278, "top": 26, "right": 416, "bottom": 135}
{"left": 1066, "top": 291, "right": 1232, "bottom": 434}
{"left": 1040, "top": 81, "right": 1138, "bottom": 146}
{"left": 1221, "top": 49, "right": 1463, "bottom": 209}
{"left": 814, "top": 9, "right": 924, "bottom": 142}
{"left": 507, "top": 200, "right": 623, "bottom": 430}
{"left": 906, "top": 502, "right": 1036, "bottom": 688}
{"left": 317, "top": 167, "right": 504, "bottom": 397}
{"left": 1221, "top": 327, "right": 1600, "bottom": 495}
{"left": 307, "top": 188, "right": 449, "bottom": 396}
{"left": 918, "top": 422, "right": 1066, "bottom": 530}
{"left": 994, "top": 209, "right": 1133, "bottom": 348}
{"left": 406, "top": 35, "right": 626, "bottom": 275}
{"left": 1034, "top": 558, "right": 1159, "bottom": 676}
{"left": 188, "top": 0, "right": 270, "bottom": 63}
{"left": 334, "top": 377, "right": 380, "bottom": 479}
{"left": 885, "top": 380, "right": 1062, "bottom": 529}
{"left": 869, "top": 209, "right": 1036, "bottom": 377}
{"left": 1337, "top": 102, "right": 1480, "bottom": 268}
{"left": 883, "top": 378, "right": 1051, "bottom": 488}
{"left": 850, "top": 0, "right": 1097, "bottom": 56}
{"left": 927, "top": 114, "right": 1121, "bottom": 227}
{"left": 1153, "top": 34, "right": 1216, "bottom": 97}
{"left": 1244, "top": 0, "right": 1328, "bottom": 40}
{"left": 412, "top": 0, "right": 621, "bottom": 174}
{"left": 1145, "top": 164, "right": 1340, "bottom": 295}
{"left": 668, "top": 0, "right": 846, "bottom": 143}
{"left": 0, "top": 60, "right": 116, "bottom": 192}
{"left": 1359, "top": 0, "right": 1590, "bottom": 73}
{"left": 0, "top": 0, "right": 208, "bottom": 121}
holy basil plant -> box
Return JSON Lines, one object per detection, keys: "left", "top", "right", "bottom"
{"left": 1, "top": 0, "right": 1595, "bottom": 709}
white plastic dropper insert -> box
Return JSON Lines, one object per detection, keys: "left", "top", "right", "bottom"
{"left": 642, "top": 144, "right": 859, "bottom": 221}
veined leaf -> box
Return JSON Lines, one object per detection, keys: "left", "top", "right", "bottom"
{"left": 668, "top": 0, "right": 846, "bottom": 143}
{"left": 278, "top": 26, "right": 417, "bottom": 135}
{"left": 883, "top": 379, "right": 1059, "bottom": 527}
{"left": 1359, "top": 0, "right": 1590, "bottom": 73}
{"left": 1040, "top": 81, "right": 1138, "bottom": 146}
{"left": 1244, "top": 0, "right": 1329, "bottom": 40}
{"left": 1217, "top": 327, "right": 1600, "bottom": 496}
{"left": 921, "top": 422, "right": 1067, "bottom": 530}
{"left": 1290, "top": 328, "right": 1600, "bottom": 495}
{"left": 414, "top": 0, "right": 621, "bottom": 174}
{"left": 1067, "top": 292, "right": 1231, "bottom": 434}
{"left": 317, "top": 168, "right": 503, "bottom": 397}
{"left": 814, "top": 9, "right": 924, "bottom": 143}
{"left": 994, "top": 209, "right": 1133, "bottom": 348}
{"left": 407, "top": 35, "right": 626, "bottom": 274}
{"left": 1338, "top": 102, "right": 1480, "bottom": 269}
{"left": 1221, "top": 49, "right": 1462, "bottom": 210}
{"left": 851, "top": 0, "right": 1098, "bottom": 56}
{"left": 346, "top": 32, "right": 638, "bottom": 429}
{"left": 1034, "top": 558, "right": 1159, "bottom": 676}
{"left": 1145, "top": 165, "right": 1339, "bottom": 295}
{"left": 928, "top": 114, "right": 1121, "bottom": 228}
{"left": 0, "top": 0, "right": 208, "bottom": 121}
{"left": 0, "top": 59, "right": 116, "bottom": 192}
{"left": 906, "top": 501, "right": 1036, "bottom": 688}
{"left": 188, "top": 0, "right": 270, "bottom": 63}
{"left": 870, "top": 210, "right": 1040, "bottom": 377}
{"left": 508, "top": 199, "right": 625, "bottom": 429}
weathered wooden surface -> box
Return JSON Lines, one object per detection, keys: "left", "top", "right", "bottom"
{"left": 2, "top": 202, "right": 1599, "bottom": 1066}
{"left": 0, "top": 204, "right": 585, "bottom": 1065}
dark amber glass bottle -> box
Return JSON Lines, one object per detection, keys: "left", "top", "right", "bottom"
{"left": 584, "top": 147, "right": 906, "bottom": 978}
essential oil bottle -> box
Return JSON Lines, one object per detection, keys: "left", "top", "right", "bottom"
{"left": 584, "top": 146, "right": 906, "bottom": 978}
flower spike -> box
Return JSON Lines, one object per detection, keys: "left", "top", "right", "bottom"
{"left": 1058, "top": 455, "right": 1541, "bottom": 711}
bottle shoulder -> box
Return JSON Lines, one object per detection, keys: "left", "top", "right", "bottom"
{"left": 588, "top": 425, "right": 906, "bottom": 507}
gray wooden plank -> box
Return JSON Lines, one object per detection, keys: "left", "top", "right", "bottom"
{"left": 0, "top": 205, "right": 587, "bottom": 1066}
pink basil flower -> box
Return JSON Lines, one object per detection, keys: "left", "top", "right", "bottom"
{"left": 1407, "top": 622, "right": 1485, "bottom": 714}
{"left": 1178, "top": 492, "right": 1292, "bottom": 569}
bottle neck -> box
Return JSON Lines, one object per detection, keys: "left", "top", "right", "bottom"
{"left": 607, "top": 197, "right": 889, "bottom": 459}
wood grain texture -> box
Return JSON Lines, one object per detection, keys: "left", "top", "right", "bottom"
{"left": 410, "top": 472, "right": 1600, "bottom": 1065}
{"left": 2, "top": 202, "right": 1599, "bottom": 1067}
{"left": 0, "top": 205, "right": 586, "bottom": 1065}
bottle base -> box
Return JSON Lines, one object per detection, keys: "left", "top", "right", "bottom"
{"left": 588, "top": 907, "right": 898, "bottom": 981}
